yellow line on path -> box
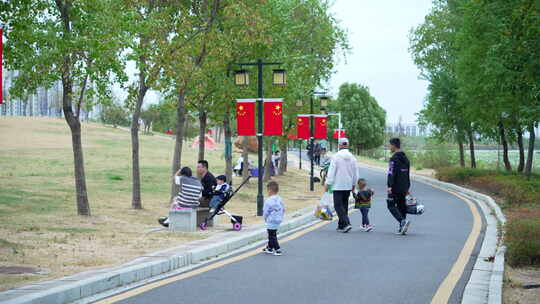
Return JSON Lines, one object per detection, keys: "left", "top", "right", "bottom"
{"left": 96, "top": 219, "right": 333, "bottom": 304}
{"left": 96, "top": 179, "right": 481, "bottom": 304}
{"left": 429, "top": 186, "right": 482, "bottom": 304}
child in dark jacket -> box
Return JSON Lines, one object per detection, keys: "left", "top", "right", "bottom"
{"left": 354, "top": 178, "right": 375, "bottom": 232}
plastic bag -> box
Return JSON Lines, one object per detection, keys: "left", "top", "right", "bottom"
{"left": 314, "top": 193, "right": 334, "bottom": 220}
{"left": 320, "top": 192, "right": 333, "bottom": 207}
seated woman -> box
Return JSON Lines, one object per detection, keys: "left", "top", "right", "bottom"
{"left": 158, "top": 167, "right": 202, "bottom": 227}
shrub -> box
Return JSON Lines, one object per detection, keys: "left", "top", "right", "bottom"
{"left": 435, "top": 167, "right": 492, "bottom": 183}
{"left": 505, "top": 217, "right": 540, "bottom": 267}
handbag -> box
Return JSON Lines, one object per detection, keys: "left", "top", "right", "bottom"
{"left": 406, "top": 196, "right": 425, "bottom": 215}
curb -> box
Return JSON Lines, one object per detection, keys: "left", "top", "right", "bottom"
{"left": 0, "top": 205, "right": 323, "bottom": 304}
{"left": 359, "top": 163, "right": 506, "bottom": 304}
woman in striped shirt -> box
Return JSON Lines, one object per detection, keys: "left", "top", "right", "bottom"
{"left": 158, "top": 167, "right": 202, "bottom": 227}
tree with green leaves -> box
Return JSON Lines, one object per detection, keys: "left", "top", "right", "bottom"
{"left": 1, "top": 0, "right": 127, "bottom": 215}
{"left": 329, "top": 83, "right": 386, "bottom": 154}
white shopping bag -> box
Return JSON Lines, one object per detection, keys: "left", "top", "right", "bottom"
{"left": 320, "top": 192, "right": 333, "bottom": 207}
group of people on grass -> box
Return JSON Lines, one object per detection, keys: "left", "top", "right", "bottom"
{"left": 160, "top": 136, "right": 411, "bottom": 257}
{"left": 233, "top": 151, "right": 281, "bottom": 177}
{"left": 158, "top": 160, "right": 230, "bottom": 227}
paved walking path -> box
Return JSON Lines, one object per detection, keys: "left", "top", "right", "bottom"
{"left": 96, "top": 161, "right": 482, "bottom": 304}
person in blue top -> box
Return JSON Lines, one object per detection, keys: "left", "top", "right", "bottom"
{"left": 262, "top": 181, "right": 285, "bottom": 256}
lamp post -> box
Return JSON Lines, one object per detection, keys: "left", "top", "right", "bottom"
{"left": 234, "top": 59, "right": 285, "bottom": 216}
{"left": 296, "top": 100, "right": 303, "bottom": 169}
{"left": 309, "top": 91, "right": 327, "bottom": 192}
{"left": 327, "top": 112, "right": 342, "bottom": 150}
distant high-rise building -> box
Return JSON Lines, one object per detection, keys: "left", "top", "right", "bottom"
{"left": 386, "top": 122, "right": 431, "bottom": 137}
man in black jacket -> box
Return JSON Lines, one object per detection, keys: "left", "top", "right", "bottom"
{"left": 197, "top": 160, "right": 217, "bottom": 208}
{"left": 387, "top": 138, "right": 412, "bottom": 235}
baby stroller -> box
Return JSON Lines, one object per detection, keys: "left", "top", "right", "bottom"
{"left": 199, "top": 176, "right": 251, "bottom": 231}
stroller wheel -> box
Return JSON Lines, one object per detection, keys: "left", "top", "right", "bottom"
{"left": 233, "top": 222, "right": 242, "bottom": 231}
{"left": 199, "top": 222, "right": 208, "bottom": 230}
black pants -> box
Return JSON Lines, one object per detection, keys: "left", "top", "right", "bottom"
{"left": 333, "top": 190, "right": 351, "bottom": 229}
{"left": 267, "top": 229, "right": 280, "bottom": 250}
{"left": 387, "top": 192, "right": 407, "bottom": 223}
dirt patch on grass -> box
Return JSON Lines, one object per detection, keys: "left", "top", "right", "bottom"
{"left": 504, "top": 266, "right": 540, "bottom": 304}
{"left": 0, "top": 117, "right": 320, "bottom": 291}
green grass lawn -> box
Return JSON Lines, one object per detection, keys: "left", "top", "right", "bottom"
{"left": 0, "top": 117, "right": 320, "bottom": 291}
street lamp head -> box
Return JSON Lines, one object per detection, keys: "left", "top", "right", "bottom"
{"left": 234, "top": 70, "right": 249, "bottom": 86}
{"left": 319, "top": 96, "right": 329, "bottom": 107}
{"left": 272, "top": 69, "right": 286, "bottom": 86}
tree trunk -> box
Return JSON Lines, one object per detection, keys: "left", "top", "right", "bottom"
{"left": 223, "top": 112, "right": 233, "bottom": 185}
{"left": 29, "top": 94, "right": 34, "bottom": 116}
{"left": 467, "top": 129, "right": 476, "bottom": 169}
{"left": 61, "top": 74, "right": 91, "bottom": 216}
{"left": 458, "top": 138, "right": 465, "bottom": 167}
{"left": 516, "top": 129, "right": 525, "bottom": 173}
{"left": 278, "top": 140, "right": 288, "bottom": 175}
{"left": 198, "top": 108, "right": 207, "bottom": 161}
{"left": 130, "top": 68, "right": 148, "bottom": 210}
{"left": 170, "top": 89, "right": 187, "bottom": 199}
{"left": 263, "top": 138, "right": 273, "bottom": 182}
{"left": 22, "top": 98, "right": 28, "bottom": 116}
{"left": 242, "top": 136, "right": 250, "bottom": 182}
{"left": 498, "top": 121, "right": 512, "bottom": 171}
{"left": 524, "top": 123, "right": 536, "bottom": 180}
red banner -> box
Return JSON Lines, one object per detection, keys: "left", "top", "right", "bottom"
{"left": 263, "top": 98, "right": 283, "bottom": 136}
{"left": 333, "top": 129, "right": 346, "bottom": 139}
{"left": 236, "top": 99, "right": 256, "bottom": 136}
{"left": 314, "top": 115, "right": 327, "bottom": 139}
{"left": 1, "top": 28, "right": 3, "bottom": 105}
{"left": 297, "top": 115, "right": 310, "bottom": 139}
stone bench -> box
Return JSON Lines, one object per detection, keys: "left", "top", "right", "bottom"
{"left": 169, "top": 208, "right": 215, "bottom": 232}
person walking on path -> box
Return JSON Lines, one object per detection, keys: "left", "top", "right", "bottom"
{"left": 386, "top": 137, "right": 412, "bottom": 235}
{"left": 262, "top": 181, "right": 285, "bottom": 256}
{"left": 354, "top": 178, "right": 374, "bottom": 232}
{"left": 324, "top": 138, "right": 358, "bottom": 233}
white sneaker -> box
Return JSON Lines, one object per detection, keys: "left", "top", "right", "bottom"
{"left": 401, "top": 220, "right": 411, "bottom": 235}
{"left": 343, "top": 225, "right": 352, "bottom": 233}
{"left": 262, "top": 247, "right": 274, "bottom": 254}
{"left": 365, "top": 225, "right": 373, "bottom": 232}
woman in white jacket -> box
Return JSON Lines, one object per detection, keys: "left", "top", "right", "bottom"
{"left": 324, "top": 138, "right": 358, "bottom": 233}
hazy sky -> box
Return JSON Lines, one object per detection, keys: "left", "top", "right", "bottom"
{"left": 328, "top": 0, "right": 433, "bottom": 123}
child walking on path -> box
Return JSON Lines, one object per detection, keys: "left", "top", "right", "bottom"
{"left": 354, "top": 178, "right": 375, "bottom": 232}
{"left": 262, "top": 181, "right": 285, "bottom": 256}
